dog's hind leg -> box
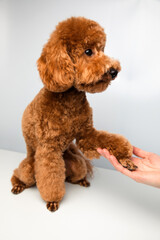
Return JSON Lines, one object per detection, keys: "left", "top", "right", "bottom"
{"left": 11, "top": 144, "right": 36, "bottom": 194}
{"left": 64, "top": 143, "right": 93, "bottom": 187}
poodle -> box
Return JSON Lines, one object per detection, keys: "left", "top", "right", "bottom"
{"left": 11, "top": 17, "right": 137, "bottom": 212}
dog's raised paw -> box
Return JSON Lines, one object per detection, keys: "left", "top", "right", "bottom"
{"left": 11, "top": 184, "right": 26, "bottom": 194}
{"left": 119, "top": 159, "right": 138, "bottom": 171}
{"left": 46, "top": 202, "right": 59, "bottom": 212}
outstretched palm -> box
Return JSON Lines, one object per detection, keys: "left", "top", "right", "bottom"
{"left": 97, "top": 147, "right": 160, "bottom": 188}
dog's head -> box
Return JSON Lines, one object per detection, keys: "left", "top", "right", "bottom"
{"left": 37, "top": 17, "right": 121, "bottom": 93}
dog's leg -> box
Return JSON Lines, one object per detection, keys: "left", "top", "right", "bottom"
{"left": 76, "top": 128, "right": 137, "bottom": 171}
{"left": 66, "top": 143, "right": 93, "bottom": 176}
{"left": 34, "top": 144, "right": 65, "bottom": 212}
{"left": 11, "top": 144, "right": 36, "bottom": 194}
{"left": 64, "top": 143, "right": 92, "bottom": 187}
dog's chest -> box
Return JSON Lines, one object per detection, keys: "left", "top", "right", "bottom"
{"left": 44, "top": 88, "right": 92, "bottom": 137}
{"left": 57, "top": 92, "right": 90, "bottom": 132}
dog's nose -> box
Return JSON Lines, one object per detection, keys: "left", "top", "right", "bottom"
{"left": 109, "top": 68, "right": 118, "bottom": 79}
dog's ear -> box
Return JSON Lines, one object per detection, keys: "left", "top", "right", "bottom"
{"left": 37, "top": 36, "right": 75, "bottom": 92}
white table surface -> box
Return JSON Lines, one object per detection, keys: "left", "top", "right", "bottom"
{"left": 0, "top": 149, "right": 160, "bottom": 240}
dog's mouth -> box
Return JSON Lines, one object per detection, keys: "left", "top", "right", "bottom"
{"left": 78, "top": 76, "right": 112, "bottom": 93}
{"left": 80, "top": 77, "right": 110, "bottom": 88}
{"left": 90, "top": 68, "right": 118, "bottom": 85}
{"left": 81, "top": 68, "right": 118, "bottom": 86}
{"left": 76, "top": 68, "right": 119, "bottom": 93}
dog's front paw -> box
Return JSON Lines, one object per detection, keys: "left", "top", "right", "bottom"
{"left": 46, "top": 202, "right": 59, "bottom": 212}
{"left": 119, "top": 159, "right": 137, "bottom": 171}
{"left": 11, "top": 184, "right": 26, "bottom": 194}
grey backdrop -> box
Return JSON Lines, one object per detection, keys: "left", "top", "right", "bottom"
{"left": 0, "top": 0, "right": 160, "bottom": 170}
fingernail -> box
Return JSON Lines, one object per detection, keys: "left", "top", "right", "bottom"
{"left": 97, "top": 148, "right": 102, "bottom": 153}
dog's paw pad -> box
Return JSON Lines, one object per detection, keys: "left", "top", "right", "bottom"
{"left": 46, "top": 202, "right": 59, "bottom": 212}
{"left": 119, "top": 159, "right": 138, "bottom": 171}
{"left": 11, "top": 184, "right": 25, "bottom": 194}
{"left": 78, "top": 179, "right": 90, "bottom": 187}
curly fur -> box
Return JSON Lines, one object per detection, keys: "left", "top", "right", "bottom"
{"left": 11, "top": 17, "right": 136, "bottom": 211}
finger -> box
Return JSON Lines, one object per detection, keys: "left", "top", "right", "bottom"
{"left": 133, "top": 146, "right": 149, "bottom": 158}
{"left": 101, "top": 148, "right": 113, "bottom": 158}
{"left": 97, "top": 148, "right": 109, "bottom": 159}
{"left": 97, "top": 148, "right": 112, "bottom": 158}
{"left": 97, "top": 148, "right": 103, "bottom": 153}
{"left": 97, "top": 148, "right": 105, "bottom": 156}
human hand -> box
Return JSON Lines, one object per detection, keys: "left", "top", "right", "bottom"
{"left": 97, "top": 146, "right": 160, "bottom": 188}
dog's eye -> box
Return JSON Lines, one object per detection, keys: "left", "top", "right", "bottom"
{"left": 85, "top": 49, "right": 93, "bottom": 56}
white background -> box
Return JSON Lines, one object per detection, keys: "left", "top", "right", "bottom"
{"left": 0, "top": 0, "right": 160, "bottom": 170}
